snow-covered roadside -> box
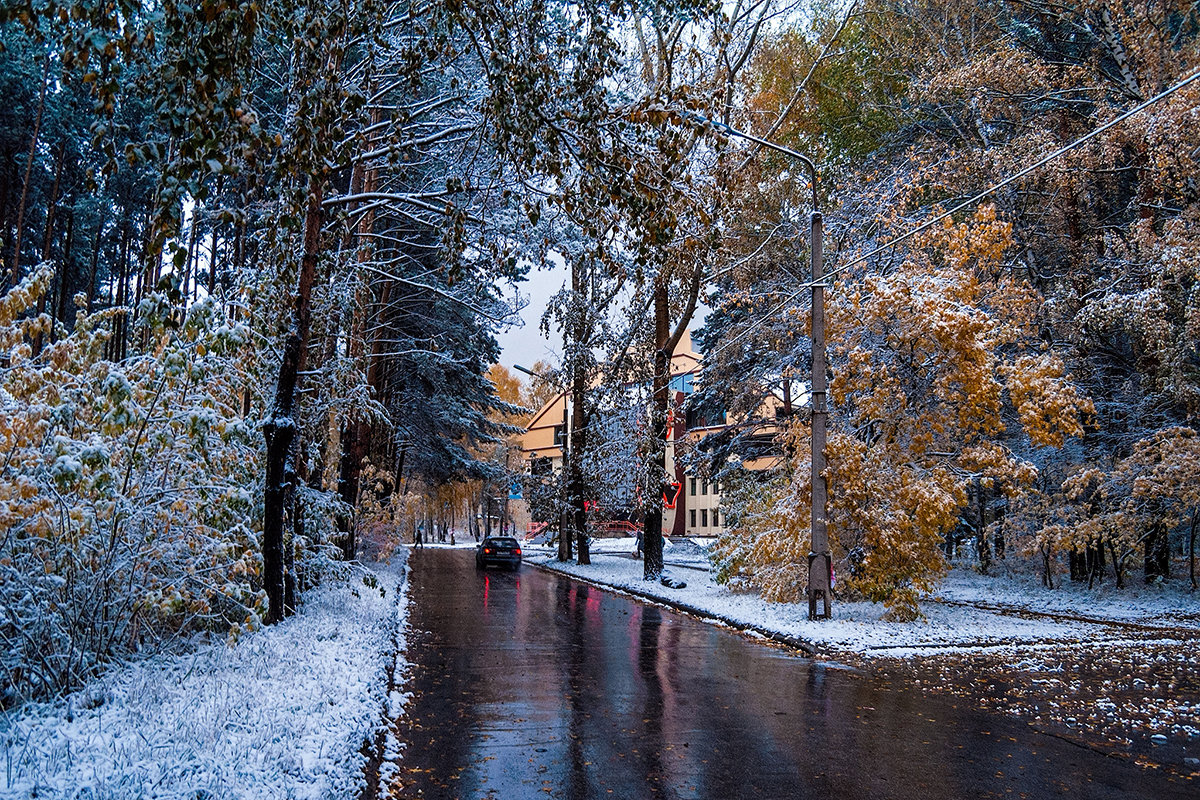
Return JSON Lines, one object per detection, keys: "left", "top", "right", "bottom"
{"left": 1, "top": 554, "right": 410, "bottom": 800}
{"left": 526, "top": 538, "right": 1200, "bottom": 658}
{"left": 931, "top": 567, "right": 1200, "bottom": 629}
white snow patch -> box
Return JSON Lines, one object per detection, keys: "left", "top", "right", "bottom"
{"left": 1, "top": 556, "right": 410, "bottom": 800}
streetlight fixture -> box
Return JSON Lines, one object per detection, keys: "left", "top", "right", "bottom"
{"left": 683, "top": 112, "right": 832, "bottom": 619}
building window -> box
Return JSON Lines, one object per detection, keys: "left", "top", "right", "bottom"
{"left": 701, "top": 480, "right": 708, "bottom": 496}
{"left": 689, "top": 509, "right": 696, "bottom": 527}
{"left": 701, "top": 509, "right": 708, "bottom": 527}
{"left": 690, "top": 477, "right": 697, "bottom": 496}
{"left": 713, "top": 508, "right": 719, "bottom": 527}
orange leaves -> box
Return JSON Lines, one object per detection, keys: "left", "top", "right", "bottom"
{"left": 1119, "top": 427, "right": 1200, "bottom": 522}
{"left": 821, "top": 431, "right": 957, "bottom": 620}
{"left": 716, "top": 204, "right": 1100, "bottom": 616}
{"left": 832, "top": 206, "right": 1025, "bottom": 457}
{"left": 1039, "top": 426, "right": 1200, "bottom": 584}
{"left": 1004, "top": 355, "right": 1095, "bottom": 448}
{"left": 921, "top": 204, "right": 1013, "bottom": 277}
{"left": 821, "top": 207, "right": 1089, "bottom": 611}
{"left": 832, "top": 205, "right": 1091, "bottom": 458}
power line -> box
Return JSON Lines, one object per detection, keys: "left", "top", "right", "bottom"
{"left": 707, "top": 69, "right": 1200, "bottom": 361}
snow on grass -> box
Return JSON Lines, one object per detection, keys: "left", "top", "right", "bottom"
{"left": 1, "top": 555, "right": 409, "bottom": 800}
{"left": 527, "top": 538, "right": 1200, "bottom": 658}
{"left": 931, "top": 565, "right": 1200, "bottom": 629}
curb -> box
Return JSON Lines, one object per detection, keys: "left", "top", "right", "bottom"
{"left": 529, "top": 559, "right": 823, "bottom": 658}
{"left": 582, "top": 550, "right": 713, "bottom": 573}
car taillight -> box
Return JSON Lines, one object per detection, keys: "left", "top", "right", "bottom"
{"left": 515, "top": 548, "right": 521, "bottom": 555}
{"left": 484, "top": 548, "right": 492, "bottom": 554}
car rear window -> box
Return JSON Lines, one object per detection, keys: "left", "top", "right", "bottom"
{"left": 490, "top": 538, "right": 518, "bottom": 547}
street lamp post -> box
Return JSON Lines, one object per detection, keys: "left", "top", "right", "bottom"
{"left": 683, "top": 113, "right": 832, "bottom": 619}
{"left": 514, "top": 363, "right": 575, "bottom": 562}
{"left": 808, "top": 211, "right": 831, "bottom": 619}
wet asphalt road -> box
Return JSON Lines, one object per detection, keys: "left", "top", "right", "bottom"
{"left": 389, "top": 549, "right": 1194, "bottom": 799}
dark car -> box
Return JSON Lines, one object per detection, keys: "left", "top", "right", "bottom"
{"left": 475, "top": 536, "right": 522, "bottom": 570}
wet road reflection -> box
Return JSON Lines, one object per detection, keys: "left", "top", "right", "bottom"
{"left": 390, "top": 549, "right": 1193, "bottom": 799}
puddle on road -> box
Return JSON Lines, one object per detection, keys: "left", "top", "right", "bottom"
{"left": 863, "top": 637, "right": 1200, "bottom": 777}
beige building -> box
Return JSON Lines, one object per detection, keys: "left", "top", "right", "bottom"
{"left": 513, "top": 332, "right": 785, "bottom": 539}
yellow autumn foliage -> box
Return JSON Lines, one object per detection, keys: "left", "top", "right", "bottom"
{"left": 715, "top": 207, "right": 1093, "bottom": 619}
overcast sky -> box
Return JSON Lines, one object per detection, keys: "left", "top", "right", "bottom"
{"left": 494, "top": 261, "right": 567, "bottom": 371}
{"left": 494, "top": 260, "right": 712, "bottom": 374}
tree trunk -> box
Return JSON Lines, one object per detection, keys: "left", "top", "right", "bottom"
{"left": 32, "top": 142, "right": 66, "bottom": 356}
{"left": 1088, "top": 543, "right": 1105, "bottom": 588}
{"left": 1069, "top": 550, "right": 1084, "bottom": 582}
{"left": 1110, "top": 541, "right": 1125, "bottom": 590}
{"left": 558, "top": 505, "right": 573, "bottom": 560}
{"left": 86, "top": 207, "right": 106, "bottom": 311}
{"left": 333, "top": 139, "right": 385, "bottom": 562}
{"left": 107, "top": 221, "right": 131, "bottom": 361}
{"left": 8, "top": 50, "right": 50, "bottom": 288}
{"left": 992, "top": 500, "right": 1005, "bottom": 559}
{"left": 284, "top": 451, "right": 299, "bottom": 612}
{"left": 975, "top": 481, "right": 991, "bottom": 574}
{"left": 1189, "top": 511, "right": 1196, "bottom": 591}
{"left": 570, "top": 348, "right": 590, "bottom": 566}
{"left": 643, "top": 283, "right": 671, "bottom": 580}
{"left": 1144, "top": 521, "right": 1169, "bottom": 584}
{"left": 181, "top": 201, "right": 201, "bottom": 304}
{"left": 208, "top": 174, "right": 224, "bottom": 296}
{"left": 336, "top": 419, "right": 365, "bottom": 559}
{"left": 54, "top": 208, "right": 76, "bottom": 331}
{"left": 262, "top": 180, "right": 323, "bottom": 624}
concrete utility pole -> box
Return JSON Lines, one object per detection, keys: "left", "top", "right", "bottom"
{"left": 682, "top": 112, "right": 832, "bottom": 619}
{"left": 808, "top": 211, "right": 831, "bottom": 620}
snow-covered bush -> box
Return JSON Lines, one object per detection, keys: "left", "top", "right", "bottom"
{"left": 0, "top": 270, "right": 335, "bottom": 705}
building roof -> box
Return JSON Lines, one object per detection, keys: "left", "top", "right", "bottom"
{"left": 516, "top": 332, "right": 704, "bottom": 461}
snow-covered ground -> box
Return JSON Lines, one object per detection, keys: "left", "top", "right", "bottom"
{"left": 0, "top": 556, "right": 410, "bottom": 800}
{"left": 527, "top": 537, "right": 1200, "bottom": 658}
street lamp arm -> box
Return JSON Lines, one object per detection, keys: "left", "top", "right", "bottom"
{"left": 513, "top": 363, "right": 558, "bottom": 385}
{"left": 680, "top": 112, "right": 818, "bottom": 213}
